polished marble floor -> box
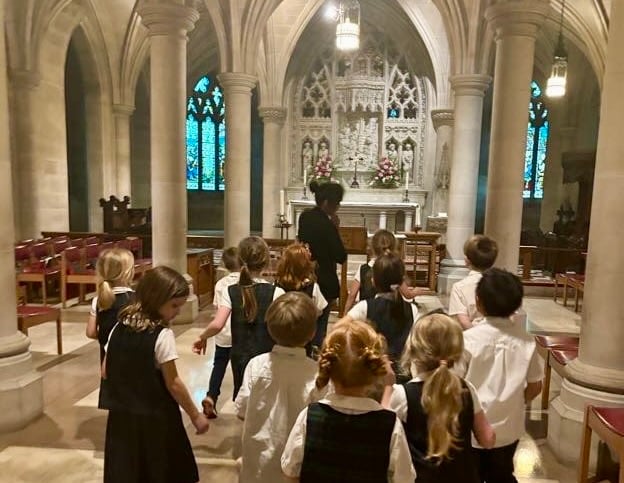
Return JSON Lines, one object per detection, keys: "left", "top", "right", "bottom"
{"left": 0, "top": 296, "right": 587, "bottom": 482}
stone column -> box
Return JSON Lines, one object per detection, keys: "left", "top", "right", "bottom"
{"left": 138, "top": 1, "right": 199, "bottom": 322}
{"left": 113, "top": 104, "right": 135, "bottom": 200}
{"left": 483, "top": 1, "right": 548, "bottom": 271}
{"left": 259, "top": 106, "right": 286, "bottom": 239}
{"left": 548, "top": 0, "right": 624, "bottom": 462}
{"left": 437, "top": 75, "right": 491, "bottom": 294}
{"left": 218, "top": 73, "right": 257, "bottom": 247}
{"left": 0, "top": 0, "right": 43, "bottom": 430}
{"left": 430, "top": 108, "right": 454, "bottom": 216}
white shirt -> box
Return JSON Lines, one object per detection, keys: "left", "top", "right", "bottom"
{"left": 235, "top": 346, "right": 324, "bottom": 483}
{"left": 460, "top": 316, "right": 544, "bottom": 447}
{"left": 347, "top": 294, "right": 425, "bottom": 322}
{"left": 353, "top": 259, "right": 375, "bottom": 283}
{"left": 448, "top": 270, "right": 483, "bottom": 322}
{"left": 389, "top": 376, "right": 482, "bottom": 424}
{"left": 90, "top": 286, "right": 134, "bottom": 316}
{"left": 281, "top": 393, "right": 416, "bottom": 482}
{"left": 309, "top": 282, "right": 328, "bottom": 313}
{"left": 105, "top": 324, "right": 178, "bottom": 366}
{"left": 213, "top": 272, "right": 240, "bottom": 347}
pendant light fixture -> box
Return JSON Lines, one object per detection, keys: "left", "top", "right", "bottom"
{"left": 546, "top": 0, "right": 568, "bottom": 98}
{"left": 334, "top": 1, "right": 361, "bottom": 52}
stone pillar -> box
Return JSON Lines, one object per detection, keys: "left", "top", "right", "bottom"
{"left": 113, "top": 104, "right": 135, "bottom": 200}
{"left": 138, "top": 1, "right": 199, "bottom": 322}
{"left": 259, "top": 106, "right": 286, "bottom": 239}
{"left": 483, "top": 1, "right": 548, "bottom": 271}
{"left": 218, "top": 73, "right": 257, "bottom": 248}
{"left": 548, "top": 0, "right": 624, "bottom": 462}
{"left": 430, "top": 109, "right": 454, "bottom": 217}
{"left": 0, "top": 0, "right": 43, "bottom": 431}
{"left": 437, "top": 75, "right": 491, "bottom": 294}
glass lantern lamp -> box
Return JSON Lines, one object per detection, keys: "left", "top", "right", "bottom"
{"left": 336, "top": 1, "right": 360, "bottom": 52}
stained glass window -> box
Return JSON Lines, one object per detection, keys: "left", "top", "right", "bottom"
{"left": 186, "top": 75, "right": 226, "bottom": 191}
{"left": 523, "top": 81, "right": 549, "bottom": 199}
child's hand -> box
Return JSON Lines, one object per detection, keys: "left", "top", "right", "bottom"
{"left": 193, "top": 413, "right": 210, "bottom": 434}
{"left": 383, "top": 357, "right": 396, "bottom": 386}
{"left": 192, "top": 338, "right": 207, "bottom": 355}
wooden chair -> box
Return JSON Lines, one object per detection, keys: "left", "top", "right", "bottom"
{"left": 535, "top": 335, "right": 580, "bottom": 410}
{"left": 15, "top": 242, "right": 60, "bottom": 305}
{"left": 17, "top": 305, "right": 62, "bottom": 355}
{"left": 60, "top": 246, "right": 96, "bottom": 308}
{"left": 579, "top": 406, "right": 624, "bottom": 483}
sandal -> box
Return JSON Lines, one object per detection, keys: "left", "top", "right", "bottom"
{"left": 202, "top": 396, "right": 218, "bottom": 419}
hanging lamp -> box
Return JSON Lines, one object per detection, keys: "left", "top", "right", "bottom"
{"left": 335, "top": 1, "right": 360, "bottom": 52}
{"left": 546, "top": 0, "right": 568, "bottom": 98}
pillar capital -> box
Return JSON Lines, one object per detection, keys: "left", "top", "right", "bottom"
{"left": 217, "top": 73, "right": 257, "bottom": 95}
{"left": 485, "top": 0, "right": 549, "bottom": 40}
{"left": 113, "top": 103, "right": 135, "bottom": 117}
{"left": 258, "top": 106, "right": 287, "bottom": 125}
{"left": 450, "top": 74, "right": 492, "bottom": 98}
{"left": 430, "top": 109, "right": 454, "bottom": 131}
{"left": 138, "top": 3, "right": 199, "bottom": 37}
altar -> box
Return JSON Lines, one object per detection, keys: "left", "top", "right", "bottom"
{"left": 288, "top": 191, "right": 425, "bottom": 234}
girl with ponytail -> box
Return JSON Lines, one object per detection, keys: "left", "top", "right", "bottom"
{"left": 282, "top": 319, "right": 415, "bottom": 482}
{"left": 387, "top": 313, "right": 495, "bottom": 482}
{"left": 193, "top": 236, "right": 285, "bottom": 410}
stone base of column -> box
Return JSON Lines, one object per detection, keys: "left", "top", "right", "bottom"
{"left": 548, "top": 378, "right": 624, "bottom": 463}
{"left": 0, "top": 333, "right": 43, "bottom": 432}
{"left": 437, "top": 258, "right": 469, "bottom": 294}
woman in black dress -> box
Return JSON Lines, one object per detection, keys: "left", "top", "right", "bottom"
{"left": 297, "top": 180, "right": 347, "bottom": 354}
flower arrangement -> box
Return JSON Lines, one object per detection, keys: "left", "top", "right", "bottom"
{"left": 310, "top": 155, "right": 336, "bottom": 183}
{"left": 369, "top": 157, "right": 400, "bottom": 188}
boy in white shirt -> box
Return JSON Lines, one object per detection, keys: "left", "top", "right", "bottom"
{"left": 202, "top": 247, "right": 239, "bottom": 419}
{"left": 461, "top": 268, "right": 543, "bottom": 483}
{"left": 448, "top": 235, "right": 498, "bottom": 329}
{"left": 235, "top": 292, "right": 325, "bottom": 483}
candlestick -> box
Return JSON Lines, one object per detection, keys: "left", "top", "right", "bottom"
{"left": 405, "top": 170, "right": 410, "bottom": 191}
{"left": 303, "top": 168, "right": 307, "bottom": 189}
{"left": 280, "top": 189, "right": 285, "bottom": 215}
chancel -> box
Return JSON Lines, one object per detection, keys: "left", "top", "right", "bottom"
{"left": 1, "top": 0, "right": 623, "bottom": 482}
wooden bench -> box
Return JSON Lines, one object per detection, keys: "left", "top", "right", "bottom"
{"left": 17, "top": 305, "right": 62, "bottom": 355}
{"left": 579, "top": 406, "right": 624, "bottom": 483}
{"left": 535, "top": 335, "right": 579, "bottom": 410}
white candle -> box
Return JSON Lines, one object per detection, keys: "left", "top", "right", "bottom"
{"left": 280, "top": 189, "right": 285, "bottom": 215}
{"left": 405, "top": 170, "right": 409, "bottom": 190}
{"left": 303, "top": 168, "right": 307, "bottom": 188}
{"left": 415, "top": 204, "right": 421, "bottom": 227}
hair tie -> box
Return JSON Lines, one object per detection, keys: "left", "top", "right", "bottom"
{"left": 439, "top": 359, "right": 448, "bottom": 367}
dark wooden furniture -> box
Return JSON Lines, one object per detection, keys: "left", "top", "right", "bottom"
{"left": 187, "top": 248, "right": 214, "bottom": 308}
{"left": 535, "top": 335, "right": 580, "bottom": 410}
{"left": 579, "top": 406, "right": 624, "bottom": 483}
{"left": 99, "top": 195, "right": 150, "bottom": 234}
{"left": 17, "top": 305, "right": 62, "bottom": 355}
{"left": 403, "top": 231, "right": 442, "bottom": 292}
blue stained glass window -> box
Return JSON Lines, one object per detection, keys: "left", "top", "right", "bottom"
{"left": 523, "top": 81, "right": 549, "bottom": 199}
{"left": 186, "top": 76, "right": 226, "bottom": 191}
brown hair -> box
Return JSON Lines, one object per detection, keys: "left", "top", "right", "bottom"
{"left": 316, "top": 319, "right": 389, "bottom": 390}
{"left": 238, "top": 236, "right": 270, "bottom": 322}
{"left": 221, "top": 247, "right": 240, "bottom": 272}
{"left": 371, "top": 229, "right": 397, "bottom": 257}
{"left": 95, "top": 248, "right": 135, "bottom": 311}
{"left": 119, "top": 266, "right": 190, "bottom": 332}
{"left": 266, "top": 292, "right": 317, "bottom": 347}
{"left": 401, "top": 313, "right": 465, "bottom": 461}
{"left": 373, "top": 254, "right": 409, "bottom": 326}
{"left": 463, "top": 235, "right": 498, "bottom": 271}
{"left": 275, "top": 242, "right": 317, "bottom": 291}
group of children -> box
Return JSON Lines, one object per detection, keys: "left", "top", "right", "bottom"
{"left": 86, "top": 230, "right": 542, "bottom": 483}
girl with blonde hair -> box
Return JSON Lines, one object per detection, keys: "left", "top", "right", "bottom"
{"left": 387, "top": 313, "right": 495, "bottom": 482}
{"left": 193, "top": 236, "right": 285, "bottom": 413}
{"left": 281, "top": 319, "right": 415, "bottom": 482}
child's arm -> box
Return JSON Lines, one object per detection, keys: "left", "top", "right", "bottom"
{"left": 344, "top": 279, "right": 360, "bottom": 313}
{"left": 101, "top": 354, "right": 107, "bottom": 380}
{"left": 281, "top": 409, "right": 308, "bottom": 480}
{"left": 161, "top": 360, "right": 210, "bottom": 434}
{"left": 454, "top": 313, "right": 473, "bottom": 331}
{"left": 473, "top": 410, "right": 496, "bottom": 448}
{"left": 399, "top": 280, "right": 428, "bottom": 299}
{"left": 86, "top": 314, "right": 98, "bottom": 339}
{"left": 448, "top": 286, "right": 473, "bottom": 330}
{"left": 192, "top": 306, "right": 232, "bottom": 354}
{"left": 524, "top": 381, "right": 543, "bottom": 403}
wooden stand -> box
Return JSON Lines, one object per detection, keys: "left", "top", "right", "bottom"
{"left": 403, "top": 231, "right": 441, "bottom": 292}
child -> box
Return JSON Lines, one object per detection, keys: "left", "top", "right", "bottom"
{"left": 236, "top": 292, "right": 324, "bottom": 482}
{"left": 344, "top": 229, "right": 397, "bottom": 312}
{"left": 281, "top": 319, "right": 416, "bottom": 482}
{"left": 275, "top": 242, "right": 327, "bottom": 357}
{"left": 202, "top": 247, "right": 240, "bottom": 419}
{"left": 102, "top": 266, "right": 210, "bottom": 483}
{"left": 448, "top": 235, "right": 498, "bottom": 329}
{"left": 275, "top": 242, "right": 327, "bottom": 315}
{"left": 343, "top": 253, "right": 423, "bottom": 380}
{"left": 387, "top": 313, "right": 495, "bottom": 482}
{"left": 461, "top": 268, "right": 543, "bottom": 483}
{"left": 193, "top": 236, "right": 285, "bottom": 412}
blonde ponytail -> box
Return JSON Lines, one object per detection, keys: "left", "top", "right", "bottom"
{"left": 421, "top": 362, "right": 463, "bottom": 460}
{"left": 97, "top": 280, "right": 116, "bottom": 311}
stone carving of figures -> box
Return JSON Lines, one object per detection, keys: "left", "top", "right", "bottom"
{"left": 402, "top": 142, "right": 414, "bottom": 172}
{"left": 387, "top": 142, "right": 399, "bottom": 165}
{"left": 302, "top": 141, "right": 313, "bottom": 169}
{"left": 317, "top": 141, "right": 329, "bottom": 162}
